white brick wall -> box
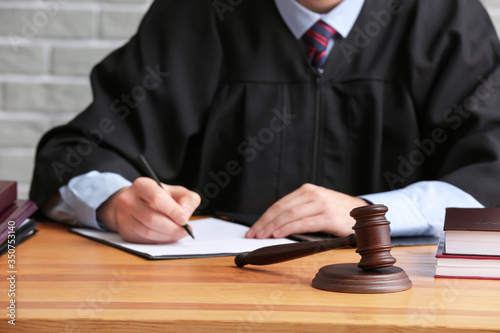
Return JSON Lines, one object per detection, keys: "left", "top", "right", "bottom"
{"left": 0, "top": 0, "right": 499, "bottom": 199}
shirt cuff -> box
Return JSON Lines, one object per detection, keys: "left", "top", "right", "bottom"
{"left": 59, "top": 171, "right": 132, "bottom": 230}
{"left": 359, "top": 181, "right": 484, "bottom": 237}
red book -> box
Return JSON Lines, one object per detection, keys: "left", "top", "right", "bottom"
{"left": 435, "top": 235, "right": 500, "bottom": 280}
{"left": 0, "top": 181, "right": 17, "bottom": 214}
{"left": 0, "top": 199, "right": 38, "bottom": 244}
{"left": 443, "top": 207, "right": 500, "bottom": 256}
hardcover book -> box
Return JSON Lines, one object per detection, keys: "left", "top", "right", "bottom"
{"left": 0, "top": 219, "right": 39, "bottom": 256}
{"left": 443, "top": 207, "right": 500, "bottom": 256}
{"left": 0, "top": 200, "right": 38, "bottom": 244}
{"left": 435, "top": 235, "right": 500, "bottom": 280}
{"left": 0, "top": 181, "right": 17, "bottom": 214}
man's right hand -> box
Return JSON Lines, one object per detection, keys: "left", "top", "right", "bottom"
{"left": 97, "top": 177, "right": 201, "bottom": 244}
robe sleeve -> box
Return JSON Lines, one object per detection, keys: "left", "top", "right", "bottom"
{"left": 407, "top": 0, "right": 500, "bottom": 207}
{"left": 29, "top": 0, "right": 223, "bottom": 206}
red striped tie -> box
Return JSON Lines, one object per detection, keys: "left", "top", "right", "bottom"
{"left": 303, "top": 20, "right": 337, "bottom": 68}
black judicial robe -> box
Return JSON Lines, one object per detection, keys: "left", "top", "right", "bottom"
{"left": 30, "top": 0, "right": 500, "bottom": 216}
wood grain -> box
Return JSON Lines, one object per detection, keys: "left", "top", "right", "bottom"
{"left": 1, "top": 222, "right": 500, "bottom": 332}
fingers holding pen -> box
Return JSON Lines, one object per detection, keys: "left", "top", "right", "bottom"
{"left": 168, "top": 184, "right": 202, "bottom": 217}
{"left": 116, "top": 202, "right": 188, "bottom": 243}
{"left": 132, "top": 177, "right": 191, "bottom": 227}
{"left": 112, "top": 178, "right": 187, "bottom": 243}
{"left": 136, "top": 155, "right": 199, "bottom": 230}
{"left": 97, "top": 176, "right": 200, "bottom": 243}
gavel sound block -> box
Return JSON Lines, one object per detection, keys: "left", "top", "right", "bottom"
{"left": 235, "top": 204, "right": 412, "bottom": 294}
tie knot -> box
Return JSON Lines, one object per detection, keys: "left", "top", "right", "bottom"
{"left": 303, "top": 20, "right": 337, "bottom": 68}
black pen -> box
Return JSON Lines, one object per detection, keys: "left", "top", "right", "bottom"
{"left": 138, "top": 155, "right": 195, "bottom": 240}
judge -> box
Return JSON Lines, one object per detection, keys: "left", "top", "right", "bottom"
{"left": 30, "top": 0, "right": 500, "bottom": 243}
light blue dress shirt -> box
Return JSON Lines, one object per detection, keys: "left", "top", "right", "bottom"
{"left": 50, "top": 0, "right": 483, "bottom": 236}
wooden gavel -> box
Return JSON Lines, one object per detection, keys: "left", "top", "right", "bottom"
{"left": 235, "top": 205, "right": 412, "bottom": 293}
{"left": 235, "top": 204, "right": 396, "bottom": 270}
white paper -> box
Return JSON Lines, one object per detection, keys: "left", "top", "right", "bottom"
{"left": 71, "top": 217, "right": 296, "bottom": 259}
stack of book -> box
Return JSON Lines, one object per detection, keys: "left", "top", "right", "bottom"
{"left": 435, "top": 207, "right": 500, "bottom": 280}
{"left": 0, "top": 181, "right": 38, "bottom": 256}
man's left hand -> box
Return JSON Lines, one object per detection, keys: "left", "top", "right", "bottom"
{"left": 245, "top": 184, "right": 368, "bottom": 239}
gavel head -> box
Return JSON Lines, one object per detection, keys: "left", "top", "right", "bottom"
{"left": 350, "top": 204, "right": 397, "bottom": 270}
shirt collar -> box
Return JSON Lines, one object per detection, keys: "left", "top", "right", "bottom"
{"left": 274, "top": 0, "right": 365, "bottom": 39}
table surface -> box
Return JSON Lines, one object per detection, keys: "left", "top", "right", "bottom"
{"left": 1, "top": 221, "right": 500, "bottom": 333}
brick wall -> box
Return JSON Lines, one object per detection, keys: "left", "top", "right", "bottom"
{"left": 0, "top": 0, "right": 499, "bottom": 199}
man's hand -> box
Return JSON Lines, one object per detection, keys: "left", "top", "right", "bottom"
{"left": 246, "top": 184, "right": 368, "bottom": 239}
{"left": 97, "top": 177, "right": 201, "bottom": 244}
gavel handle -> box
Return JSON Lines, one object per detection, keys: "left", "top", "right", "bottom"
{"left": 235, "top": 233, "right": 357, "bottom": 267}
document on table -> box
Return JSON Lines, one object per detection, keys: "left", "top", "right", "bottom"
{"left": 70, "top": 217, "right": 296, "bottom": 260}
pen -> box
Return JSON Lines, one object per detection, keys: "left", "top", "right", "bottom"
{"left": 138, "top": 155, "right": 195, "bottom": 240}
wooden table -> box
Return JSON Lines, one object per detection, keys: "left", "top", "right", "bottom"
{"left": 1, "top": 221, "right": 500, "bottom": 332}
